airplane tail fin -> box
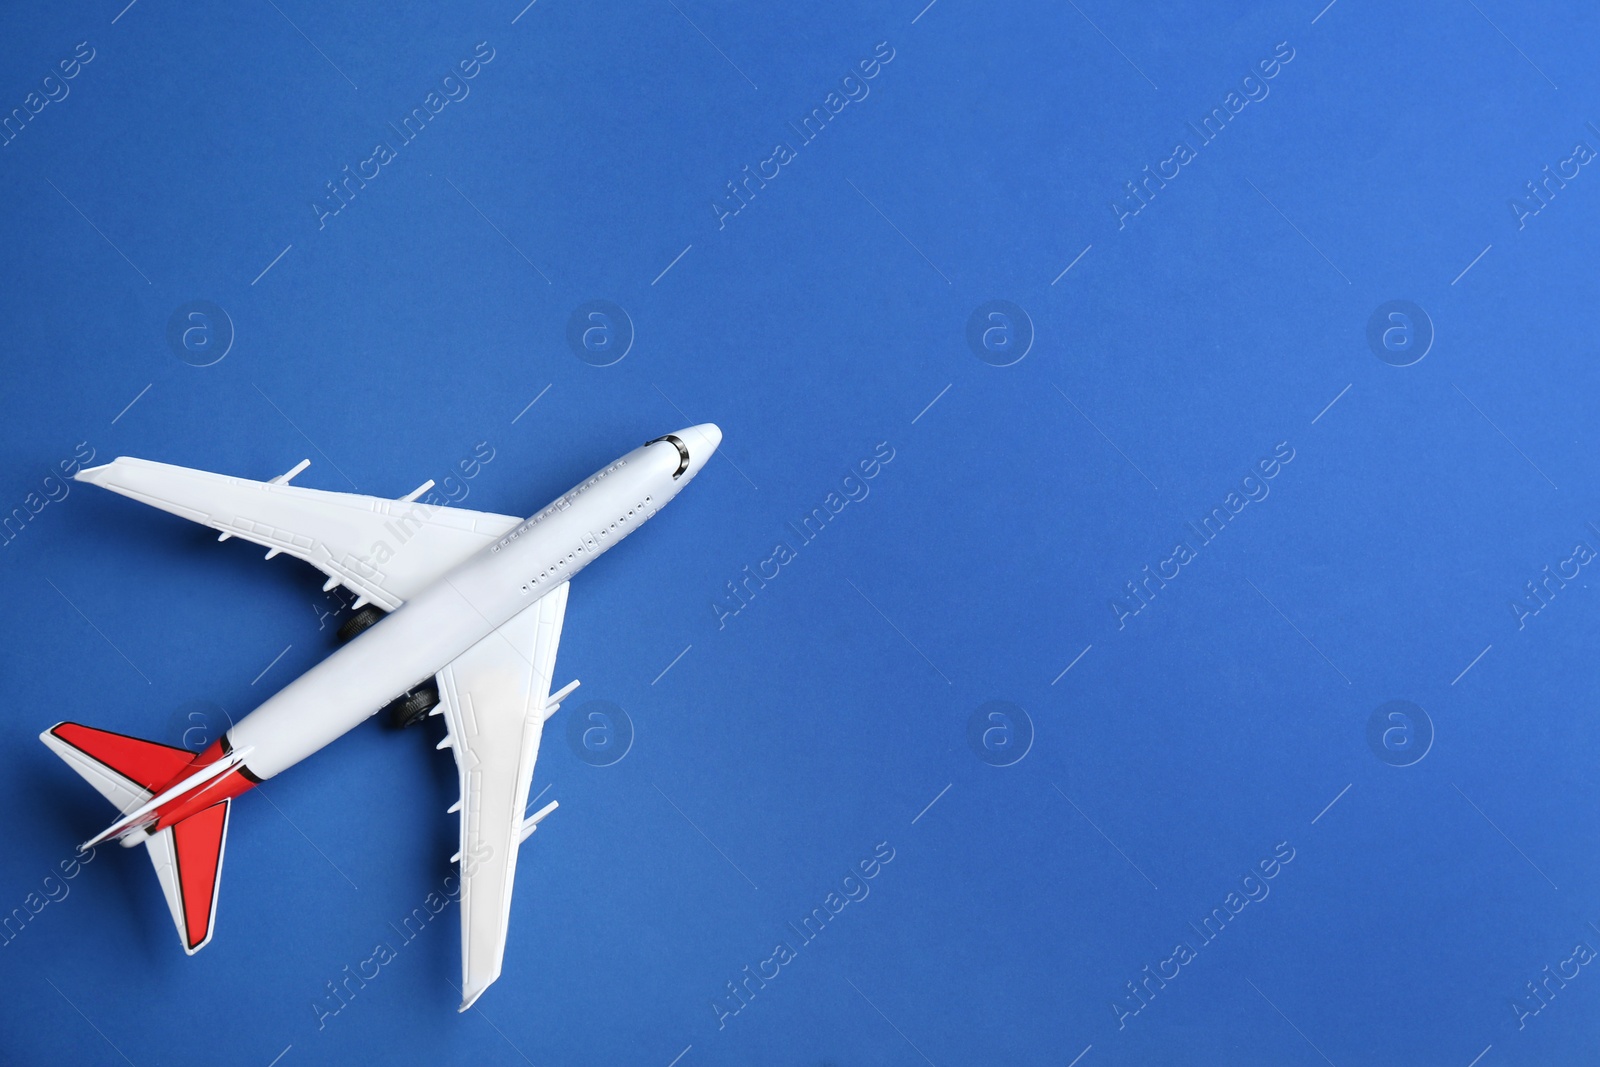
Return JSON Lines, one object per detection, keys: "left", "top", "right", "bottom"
{"left": 40, "top": 722, "right": 232, "bottom": 953}
{"left": 145, "top": 801, "right": 231, "bottom": 953}
{"left": 41, "top": 722, "right": 196, "bottom": 815}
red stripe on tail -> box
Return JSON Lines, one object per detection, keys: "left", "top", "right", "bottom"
{"left": 49, "top": 723, "right": 195, "bottom": 793}
{"left": 171, "top": 801, "right": 230, "bottom": 951}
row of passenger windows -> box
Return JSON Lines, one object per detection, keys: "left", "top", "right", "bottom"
{"left": 539, "top": 461, "right": 628, "bottom": 521}
{"left": 519, "top": 496, "right": 652, "bottom": 594}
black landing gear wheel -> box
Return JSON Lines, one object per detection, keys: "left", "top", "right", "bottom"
{"left": 387, "top": 683, "right": 439, "bottom": 729}
{"left": 336, "top": 604, "right": 387, "bottom": 643}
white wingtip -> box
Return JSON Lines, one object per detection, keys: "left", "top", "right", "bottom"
{"left": 74, "top": 462, "right": 115, "bottom": 485}
{"left": 459, "top": 979, "right": 494, "bottom": 1012}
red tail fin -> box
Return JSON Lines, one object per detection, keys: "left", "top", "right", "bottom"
{"left": 41, "top": 722, "right": 234, "bottom": 954}
{"left": 42, "top": 722, "right": 195, "bottom": 811}
{"left": 157, "top": 802, "right": 232, "bottom": 952}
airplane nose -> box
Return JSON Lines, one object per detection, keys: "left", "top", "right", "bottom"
{"left": 689, "top": 423, "right": 722, "bottom": 453}
{"left": 683, "top": 423, "right": 721, "bottom": 479}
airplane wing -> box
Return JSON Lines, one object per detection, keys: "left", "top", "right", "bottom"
{"left": 434, "top": 580, "right": 573, "bottom": 1011}
{"left": 76, "top": 457, "right": 522, "bottom": 611}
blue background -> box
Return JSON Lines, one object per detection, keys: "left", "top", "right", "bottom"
{"left": 2, "top": 1, "right": 1598, "bottom": 1064}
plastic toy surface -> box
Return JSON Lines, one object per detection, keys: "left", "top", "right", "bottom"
{"left": 40, "top": 425, "right": 722, "bottom": 1011}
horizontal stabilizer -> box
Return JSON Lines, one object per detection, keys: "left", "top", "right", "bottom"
{"left": 146, "top": 801, "right": 232, "bottom": 953}
{"left": 41, "top": 722, "right": 195, "bottom": 815}
{"left": 40, "top": 721, "right": 234, "bottom": 954}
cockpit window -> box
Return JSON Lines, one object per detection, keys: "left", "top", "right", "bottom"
{"left": 646, "top": 434, "right": 690, "bottom": 479}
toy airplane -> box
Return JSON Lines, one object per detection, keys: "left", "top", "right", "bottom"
{"left": 40, "top": 425, "right": 721, "bottom": 1010}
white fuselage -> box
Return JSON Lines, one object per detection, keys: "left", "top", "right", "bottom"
{"left": 228, "top": 432, "right": 707, "bottom": 780}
